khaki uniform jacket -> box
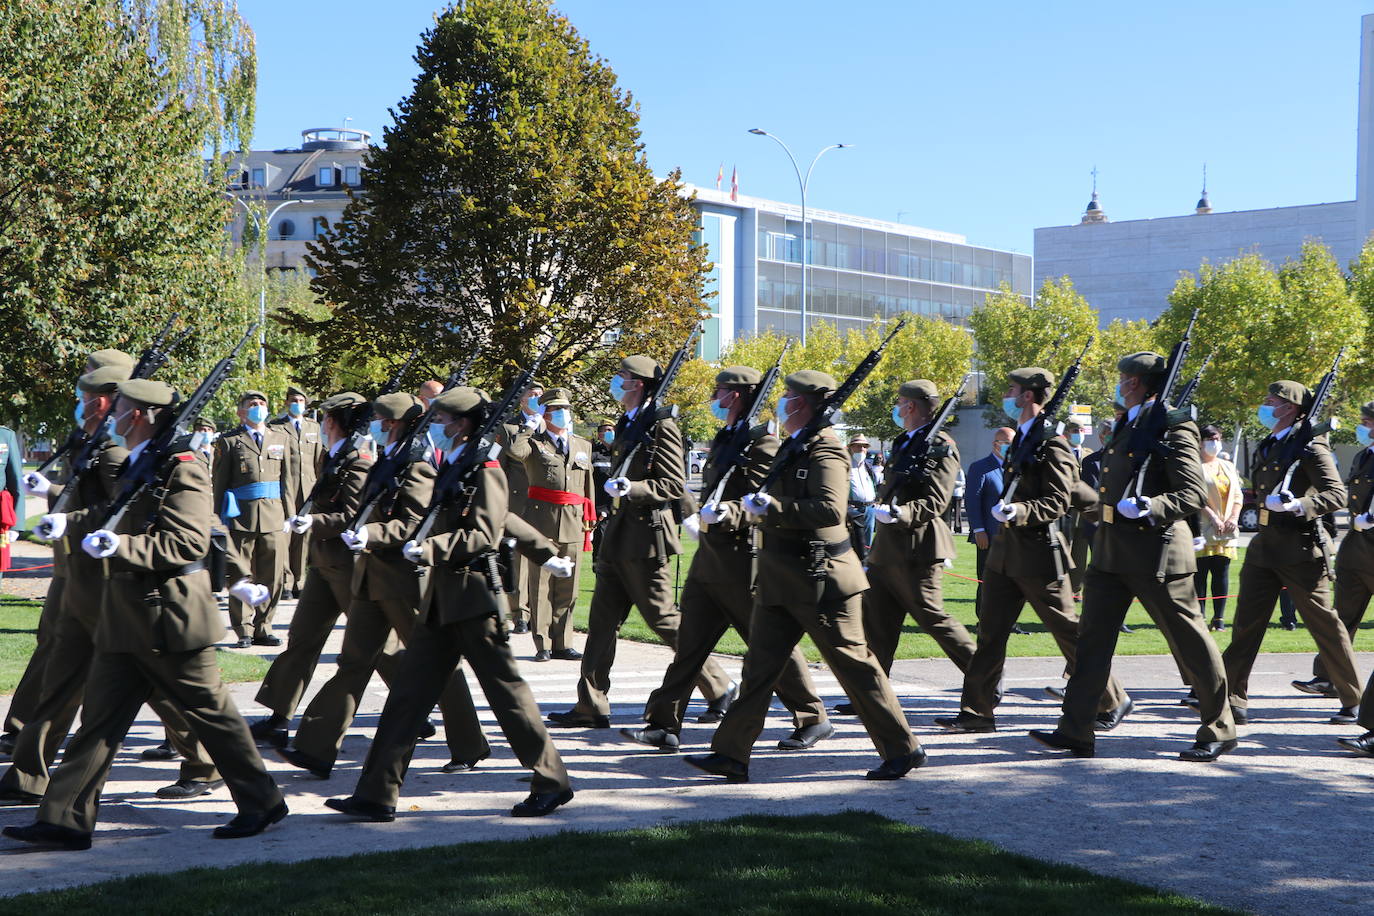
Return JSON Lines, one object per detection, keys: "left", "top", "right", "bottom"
{"left": 52, "top": 440, "right": 129, "bottom": 627}
{"left": 696, "top": 423, "right": 778, "bottom": 584}
{"left": 599, "top": 411, "right": 686, "bottom": 561}
{"left": 755, "top": 427, "right": 868, "bottom": 605}
{"left": 269, "top": 415, "right": 323, "bottom": 512}
{"left": 495, "top": 423, "right": 531, "bottom": 517}
{"left": 1337, "top": 447, "right": 1374, "bottom": 571}
{"left": 356, "top": 442, "right": 435, "bottom": 609}
{"left": 987, "top": 434, "right": 1077, "bottom": 579}
{"left": 1246, "top": 433, "right": 1345, "bottom": 569}
{"left": 507, "top": 426, "right": 595, "bottom": 544}
{"left": 867, "top": 428, "right": 959, "bottom": 567}
{"left": 212, "top": 425, "right": 292, "bottom": 533}
{"left": 1091, "top": 410, "right": 1205, "bottom": 577}
{"left": 415, "top": 457, "right": 507, "bottom": 625}
{"left": 97, "top": 447, "right": 222, "bottom": 653}
{"left": 306, "top": 442, "right": 373, "bottom": 572}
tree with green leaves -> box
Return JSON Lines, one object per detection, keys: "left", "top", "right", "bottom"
{"left": 301, "top": 0, "right": 708, "bottom": 407}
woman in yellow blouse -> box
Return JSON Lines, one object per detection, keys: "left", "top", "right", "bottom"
{"left": 1195, "top": 424, "right": 1243, "bottom": 630}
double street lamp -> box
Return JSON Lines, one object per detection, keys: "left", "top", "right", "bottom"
{"left": 747, "top": 129, "right": 851, "bottom": 344}
{"left": 222, "top": 193, "right": 315, "bottom": 369}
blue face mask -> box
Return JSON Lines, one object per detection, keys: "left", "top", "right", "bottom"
{"left": 601, "top": 430, "right": 614, "bottom": 445}
{"left": 1002, "top": 396, "right": 1020, "bottom": 421}
{"left": 245, "top": 404, "right": 268, "bottom": 425}
{"left": 1068, "top": 432, "right": 1084, "bottom": 446}
{"left": 777, "top": 396, "right": 796, "bottom": 427}
{"left": 1359, "top": 425, "right": 1374, "bottom": 447}
{"left": 1114, "top": 382, "right": 1126, "bottom": 406}
{"left": 287, "top": 401, "right": 305, "bottom": 418}
{"left": 370, "top": 419, "right": 385, "bottom": 443}
{"left": 547, "top": 408, "right": 571, "bottom": 429}
{"left": 526, "top": 395, "right": 546, "bottom": 415}
{"left": 429, "top": 425, "right": 453, "bottom": 452}
{"left": 1257, "top": 404, "right": 1279, "bottom": 430}
{"left": 74, "top": 398, "right": 86, "bottom": 426}
{"left": 104, "top": 414, "right": 125, "bottom": 447}
{"left": 709, "top": 398, "right": 730, "bottom": 422}
{"left": 891, "top": 404, "right": 904, "bottom": 427}
{"left": 609, "top": 376, "right": 628, "bottom": 402}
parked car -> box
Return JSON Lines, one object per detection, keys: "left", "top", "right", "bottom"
{"left": 1239, "top": 484, "right": 1260, "bottom": 532}
{"left": 689, "top": 449, "right": 707, "bottom": 475}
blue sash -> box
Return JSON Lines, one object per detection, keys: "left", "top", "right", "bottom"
{"left": 222, "top": 480, "right": 282, "bottom": 519}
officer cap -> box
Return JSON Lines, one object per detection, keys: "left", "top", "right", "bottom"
{"left": 620, "top": 355, "right": 663, "bottom": 381}
{"left": 1117, "top": 351, "right": 1166, "bottom": 378}
{"left": 785, "top": 370, "right": 837, "bottom": 396}
{"left": 373, "top": 392, "right": 424, "bottom": 422}
{"left": 286, "top": 384, "right": 310, "bottom": 400}
{"left": 716, "top": 365, "right": 762, "bottom": 387}
{"left": 1064, "top": 418, "right": 1083, "bottom": 432}
{"left": 87, "top": 348, "right": 134, "bottom": 370}
{"left": 1269, "top": 380, "right": 1313, "bottom": 410}
{"left": 596, "top": 418, "right": 615, "bottom": 429}
{"left": 319, "top": 391, "right": 367, "bottom": 413}
{"left": 117, "top": 379, "right": 178, "bottom": 408}
{"left": 1009, "top": 367, "right": 1055, "bottom": 391}
{"left": 1361, "top": 401, "right": 1374, "bottom": 421}
{"left": 898, "top": 379, "right": 939, "bottom": 401}
{"left": 238, "top": 389, "right": 269, "bottom": 405}
{"left": 77, "top": 365, "right": 131, "bottom": 394}
{"left": 433, "top": 386, "right": 489, "bottom": 417}
{"left": 540, "top": 387, "right": 572, "bottom": 410}
{"left": 193, "top": 416, "right": 217, "bottom": 431}
{"left": 848, "top": 434, "right": 870, "bottom": 448}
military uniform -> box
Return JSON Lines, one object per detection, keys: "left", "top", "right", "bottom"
{"left": 863, "top": 380, "right": 975, "bottom": 674}
{"left": 495, "top": 418, "right": 534, "bottom": 629}
{"left": 269, "top": 386, "right": 323, "bottom": 593}
{"left": 1317, "top": 417, "right": 1374, "bottom": 681}
{"left": 213, "top": 408, "right": 292, "bottom": 641}
{"left": 1223, "top": 381, "right": 1359, "bottom": 717}
{"left": 27, "top": 379, "right": 283, "bottom": 838}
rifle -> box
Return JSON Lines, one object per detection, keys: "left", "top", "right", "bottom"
{"left": 1000, "top": 337, "right": 1094, "bottom": 505}
{"left": 1122, "top": 307, "right": 1199, "bottom": 505}
{"left": 878, "top": 371, "right": 971, "bottom": 503}
{"left": 1272, "top": 347, "right": 1345, "bottom": 502}
{"left": 92, "top": 324, "right": 257, "bottom": 537}
{"left": 701, "top": 338, "right": 793, "bottom": 510}
{"left": 755, "top": 319, "right": 907, "bottom": 497}
{"left": 1172, "top": 352, "right": 1212, "bottom": 411}
{"left": 37, "top": 314, "right": 188, "bottom": 478}
{"left": 609, "top": 322, "right": 703, "bottom": 484}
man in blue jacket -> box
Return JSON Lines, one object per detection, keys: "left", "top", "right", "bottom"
{"left": 964, "top": 427, "right": 1013, "bottom": 613}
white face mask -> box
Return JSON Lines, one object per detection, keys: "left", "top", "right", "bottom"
{"left": 1202, "top": 440, "right": 1221, "bottom": 456}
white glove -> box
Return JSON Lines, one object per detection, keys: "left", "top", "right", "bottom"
{"left": 6, "top": 530, "right": 17, "bottom": 544}
{"left": 1265, "top": 492, "right": 1304, "bottom": 515}
{"left": 1354, "top": 513, "right": 1374, "bottom": 532}
{"left": 22, "top": 471, "right": 51, "bottom": 496}
{"left": 288, "top": 514, "right": 313, "bottom": 535}
{"left": 249, "top": 584, "right": 271, "bottom": 606}
{"left": 229, "top": 578, "right": 259, "bottom": 605}
{"left": 681, "top": 513, "right": 701, "bottom": 540}
{"left": 36, "top": 512, "right": 67, "bottom": 541}
{"left": 742, "top": 493, "right": 771, "bottom": 516}
{"left": 699, "top": 502, "right": 722, "bottom": 525}
{"left": 991, "top": 502, "right": 1018, "bottom": 524}
{"left": 873, "top": 504, "right": 900, "bottom": 525}
{"left": 522, "top": 412, "right": 544, "bottom": 431}
{"left": 340, "top": 527, "right": 368, "bottom": 552}
{"left": 81, "top": 529, "right": 119, "bottom": 559}
{"left": 542, "top": 556, "right": 575, "bottom": 578}
{"left": 1192, "top": 536, "right": 1206, "bottom": 551}
{"left": 604, "top": 477, "right": 631, "bottom": 498}
{"left": 402, "top": 539, "right": 425, "bottom": 564}
{"left": 1263, "top": 493, "right": 1286, "bottom": 512}
{"left": 1116, "top": 496, "right": 1151, "bottom": 520}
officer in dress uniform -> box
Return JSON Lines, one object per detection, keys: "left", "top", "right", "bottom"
{"left": 269, "top": 384, "right": 323, "bottom": 597}
{"left": 1222, "top": 380, "right": 1361, "bottom": 725}
{"left": 2, "top": 379, "right": 286, "bottom": 849}
{"left": 494, "top": 380, "right": 544, "bottom": 634}
{"left": 590, "top": 419, "right": 615, "bottom": 559}
{"left": 683, "top": 370, "right": 924, "bottom": 782}
{"left": 1030, "top": 352, "right": 1237, "bottom": 762}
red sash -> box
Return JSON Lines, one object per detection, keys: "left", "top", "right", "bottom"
{"left": 527, "top": 485, "right": 595, "bottom": 551}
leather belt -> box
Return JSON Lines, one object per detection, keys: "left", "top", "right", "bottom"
{"left": 111, "top": 559, "right": 207, "bottom": 581}
{"left": 762, "top": 533, "right": 852, "bottom": 558}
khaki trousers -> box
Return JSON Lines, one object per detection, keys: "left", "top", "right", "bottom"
{"left": 863, "top": 561, "right": 975, "bottom": 674}
{"left": 254, "top": 561, "right": 354, "bottom": 719}
{"left": 527, "top": 540, "right": 580, "bottom": 652}
{"left": 1316, "top": 561, "right": 1374, "bottom": 679}
{"left": 226, "top": 527, "right": 285, "bottom": 639}
{"left": 3, "top": 576, "right": 65, "bottom": 735}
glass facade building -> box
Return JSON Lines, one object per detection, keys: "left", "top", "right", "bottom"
{"left": 686, "top": 185, "right": 1032, "bottom": 360}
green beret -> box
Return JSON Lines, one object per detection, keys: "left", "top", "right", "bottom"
{"left": 319, "top": 391, "right": 367, "bottom": 413}
{"left": 620, "top": 355, "right": 663, "bottom": 381}
{"left": 433, "top": 386, "right": 489, "bottom": 417}
{"left": 87, "top": 348, "right": 134, "bottom": 370}
{"left": 785, "top": 370, "right": 837, "bottom": 396}
{"left": 1009, "top": 367, "right": 1055, "bottom": 391}
{"left": 117, "top": 378, "right": 178, "bottom": 408}
{"left": 193, "top": 416, "right": 217, "bottom": 431}
{"left": 539, "top": 387, "right": 572, "bottom": 409}
{"left": 1361, "top": 401, "right": 1374, "bottom": 421}
{"left": 286, "top": 384, "right": 310, "bottom": 400}
{"left": 373, "top": 392, "right": 424, "bottom": 421}
{"left": 1117, "top": 351, "right": 1166, "bottom": 377}
{"left": 716, "top": 365, "right": 762, "bottom": 387}
{"left": 238, "top": 390, "right": 269, "bottom": 405}
{"left": 77, "top": 365, "right": 131, "bottom": 394}
{"left": 898, "top": 379, "right": 939, "bottom": 402}
{"left": 1269, "top": 380, "right": 1312, "bottom": 410}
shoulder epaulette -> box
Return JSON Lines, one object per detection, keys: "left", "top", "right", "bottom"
{"left": 1165, "top": 406, "right": 1196, "bottom": 426}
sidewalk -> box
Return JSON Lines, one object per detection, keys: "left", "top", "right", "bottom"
{"left": 1, "top": 557, "right": 1372, "bottom": 914}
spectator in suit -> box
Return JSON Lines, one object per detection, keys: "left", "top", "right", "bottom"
{"left": 964, "top": 427, "right": 1013, "bottom": 613}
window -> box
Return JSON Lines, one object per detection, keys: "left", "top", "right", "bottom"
{"left": 277, "top": 219, "right": 295, "bottom": 239}
{"left": 318, "top": 166, "right": 334, "bottom": 187}
{"left": 344, "top": 165, "right": 360, "bottom": 186}
{"left": 250, "top": 167, "right": 266, "bottom": 188}
{"left": 313, "top": 216, "right": 329, "bottom": 239}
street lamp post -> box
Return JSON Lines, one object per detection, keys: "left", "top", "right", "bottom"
{"left": 747, "top": 129, "right": 850, "bottom": 344}
{"left": 222, "top": 193, "right": 315, "bottom": 369}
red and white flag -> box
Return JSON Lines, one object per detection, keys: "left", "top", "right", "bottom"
{"left": 730, "top": 165, "right": 738, "bottom": 202}
{"left": 715, "top": 162, "right": 724, "bottom": 190}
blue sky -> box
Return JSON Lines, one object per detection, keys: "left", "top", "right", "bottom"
{"left": 236, "top": 1, "right": 1370, "bottom": 254}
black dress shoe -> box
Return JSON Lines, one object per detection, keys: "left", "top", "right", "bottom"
{"left": 1292, "top": 677, "right": 1338, "bottom": 698}
{"left": 249, "top": 716, "right": 289, "bottom": 748}
{"left": 1330, "top": 706, "right": 1359, "bottom": 725}
{"left": 1179, "top": 738, "right": 1238, "bottom": 762}
{"left": 865, "top": 748, "right": 928, "bottom": 780}
{"left": 933, "top": 713, "right": 996, "bottom": 733}
{"left": 0, "top": 787, "right": 42, "bottom": 806}
{"left": 1231, "top": 707, "right": 1248, "bottom": 725}
{"left": 418, "top": 719, "right": 438, "bottom": 740}
{"left": 1094, "top": 697, "right": 1134, "bottom": 732}
{"left": 620, "top": 727, "right": 680, "bottom": 751}
{"left": 551, "top": 647, "right": 582, "bottom": 660}
{"left": 252, "top": 633, "right": 282, "bottom": 647}
{"left": 1209, "top": 617, "right": 1226, "bottom": 631}
{"left": 512, "top": 620, "right": 530, "bottom": 634}
{"left": 1043, "top": 685, "right": 1066, "bottom": 700}
{"left": 2, "top": 821, "right": 91, "bottom": 850}
{"left": 1180, "top": 691, "right": 1200, "bottom": 709}
{"left": 213, "top": 800, "right": 288, "bottom": 838}
{"left": 777, "top": 722, "right": 836, "bottom": 750}
{"left": 0, "top": 733, "right": 15, "bottom": 756}
{"left": 832, "top": 702, "right": 856, "bottom": 715}
{"left": 441, "top": 753, "right": 490, "bottom": 773}
{"left": 156, "top": 778, "right": 225, "bottom": 799}
{"left": 546, "top": 710, "right": 610, "bottom": 729}
{"left": 141, "top": 741, "right": 180, "bottom": 761}
{"left": 325, "top": 796, "right": 394, "bottom": 822}
{"left": 683, "top": 752, "right": 749, "bottom": 782}
{"left": 1028, "top": 729, "right": 1094, "bottom": 757}
{"left": 697, "top": 683, "right": 738, "bottom": 724}
{"left": 1280, "top": 620, "right": 1297, "bottom": 631}
{"left": 533, "top": 649, "right": 552, "bottom": 662}
{"left": 276, "top": 745, "right": 332, "bottom": 779}
{"left": 1010, "top": 623, "right": 1031, "bottom": 635}
{"left": 1119, "top": 623, "right": 1133, "bottom": 634}
{"left": 232, "top": 636, "right": 253, "bottom": 649}
{"left": 511, "top": 787, "right": 573, "bottom": 817}
{"left": 1336, "top": 731, "right": 1374, "bottom": 756}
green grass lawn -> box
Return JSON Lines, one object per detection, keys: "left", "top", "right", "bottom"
{"left": 0, "top": 595, "right": 269, "bottom": 693}
{"left": 573, "top": 540, "right": 1364, "bottom": 664}
{"left": 4, "top": 812, "right": 1239, "bottom": 915}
